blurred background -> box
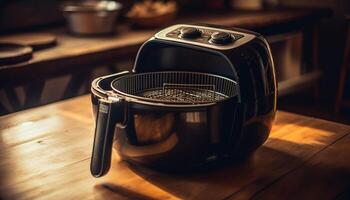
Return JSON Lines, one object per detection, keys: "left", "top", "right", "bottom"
{"left": 1, "top": 0, "right": 350, "bottom": 124}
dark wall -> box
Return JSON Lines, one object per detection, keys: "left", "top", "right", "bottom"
{"left": 0, "top": 0, "right": 65, "bottom": 33}
{"left": 281, "top": 0, "right": 350, "bottom": 101}
{"left": 281, "top": 0, "right": 350, "bottom": 15}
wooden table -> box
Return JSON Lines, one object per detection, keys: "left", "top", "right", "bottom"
{"left": 1, "top": 95, "right": 350, "bottom": 200}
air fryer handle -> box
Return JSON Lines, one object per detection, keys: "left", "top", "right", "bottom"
{"left": 90, "top": 98, "right": 124, "bottom": 177}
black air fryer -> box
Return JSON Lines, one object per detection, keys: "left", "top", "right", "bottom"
{"left": 90, "top": 24, "right": 277, "bottom": 177}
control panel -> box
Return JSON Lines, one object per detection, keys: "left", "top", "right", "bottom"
{"left": 155, "top": 24, "right": 254, "bottom": 50}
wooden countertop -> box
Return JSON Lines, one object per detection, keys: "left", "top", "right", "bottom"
{"left": 0, "top": 95, "right": 350, "bottom": 199}
{"left": 0, "top": 8, "right": 331, "bottom": 86}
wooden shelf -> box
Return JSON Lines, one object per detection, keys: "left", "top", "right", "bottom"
{"left": 0, "top": 8, "right": 331, "bottom": 87}
{"left": 0, "top": 7, "right": 331, "bottom": 114}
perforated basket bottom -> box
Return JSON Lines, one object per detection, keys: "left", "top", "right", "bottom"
{"left": 137, "top": 87, "right": 227, "bottom": 104}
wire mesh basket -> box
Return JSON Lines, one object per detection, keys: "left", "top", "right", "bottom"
{"left": 111, "top": 71, "right": 237, "bottom": 104}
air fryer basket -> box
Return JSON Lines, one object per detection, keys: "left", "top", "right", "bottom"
{"left": 111, "top": 71, "right": 238, "bottom": 104}
{"left": 91, "top": 71, "right": 240, "bottom": 177}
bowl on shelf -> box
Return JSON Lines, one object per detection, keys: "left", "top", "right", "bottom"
{"left": 62, "top": 0, "right": 122, "bottom": 35}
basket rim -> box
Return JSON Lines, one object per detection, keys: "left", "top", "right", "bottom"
{"left": 110, "top": 71, "right": 238, "bottom": 105}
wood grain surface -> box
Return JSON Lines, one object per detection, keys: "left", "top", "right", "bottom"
{"left": 0, "top": 33, "right": 57, "bottom": 50}
{"left": 0, "top": 95, "right": 349, "bottom": 200}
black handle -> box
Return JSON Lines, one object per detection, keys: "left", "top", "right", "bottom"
{"left": 90, "top": 98, "right": 124, "bottom": 177}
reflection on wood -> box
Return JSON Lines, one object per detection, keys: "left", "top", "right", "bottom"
{"left": 0, "top": 95, "right": 349, "bottom": 199}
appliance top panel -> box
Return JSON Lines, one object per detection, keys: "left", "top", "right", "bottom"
{"left": 154, "top": 24, "right": 256, "bottom": 50}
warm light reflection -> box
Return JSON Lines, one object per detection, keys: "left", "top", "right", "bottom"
{"left": 18, "top": 121, "right": 34, "bottom": 127}
{"left": 2, "top": 116, "right": 63, "bottom": 146}
{"left": 183, "top": 112, "right": 206, "bottom": 123}
{"left": 269, "top": 123, "right": 333, "bottom": 146}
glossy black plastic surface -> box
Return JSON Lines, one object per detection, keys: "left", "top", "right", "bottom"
{"left": 179, "top": 27, "right": 202, "bottom": 39}
{"left": 209, "top": 32, "right": 233, "bottom": 45}
{"left": 90, "top": 24, "right": 277, "bottom": 175}
{"left": 90, "top": 98, "right": 124, "bottom": 177}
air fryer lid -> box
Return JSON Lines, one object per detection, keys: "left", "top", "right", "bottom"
{"left": 111, "top": 71, "right": 238, "bottom": 105}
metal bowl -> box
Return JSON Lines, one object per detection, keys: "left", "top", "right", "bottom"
{"left": 62, "top": 0, "right": 122, "bottom": 35}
